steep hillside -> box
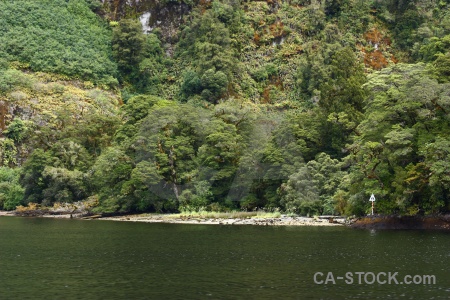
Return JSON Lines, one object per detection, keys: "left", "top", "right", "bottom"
{"left": 0, "top": 0, "right": 449, "bottom": 216}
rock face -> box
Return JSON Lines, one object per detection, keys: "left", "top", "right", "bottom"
{"left": 102, "top": 0, "right": 192, "bottom": 48}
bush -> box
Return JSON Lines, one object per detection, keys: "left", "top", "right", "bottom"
{"left": 0, "top": 167, "right": 24, "bottom": 210}
{"left": 0, "top": 0, "right": 117, "bottom": 83}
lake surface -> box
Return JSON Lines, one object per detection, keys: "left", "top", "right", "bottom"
{"left": 0, "top": 217, "right": 449, "bottom": 299}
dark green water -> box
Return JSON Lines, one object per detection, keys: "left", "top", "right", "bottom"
{"left": 0, "top": 217, "right": 449, "bottom": 299}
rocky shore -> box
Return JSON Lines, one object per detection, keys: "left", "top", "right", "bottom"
{"left": 0, "top": 211, "right": 14, "bottom": 217}
{"left": 99, "top": 214, "right": 350, "bottom": 226}
{"left": 2, "top": 209, "right": 449, "bottom": 229}
{"left": 0, "top": 210, "right": 349, "bottom": 226}
{"left": 351, "top": 215, "right": 450, "bottom": 230}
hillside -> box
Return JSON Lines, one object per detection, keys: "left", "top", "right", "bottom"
{"left": 0, "top": 0, "right": 449, "bottom": 216}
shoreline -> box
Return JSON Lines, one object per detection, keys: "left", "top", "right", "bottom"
{"left": 98, "top": 214, "right": 348, "bottom": 226}
{"left": 0, "top": 210, "right": 347, "bottom": 226}
{"left": 350, "top": 215, "right": 450, "bottom": 230}
{"left": 2, "top": 210, "right": 449, "bottom": 229}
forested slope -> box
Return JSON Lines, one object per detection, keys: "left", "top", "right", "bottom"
{"left": 0, "top": 0, "right": 449, "bottom": 216}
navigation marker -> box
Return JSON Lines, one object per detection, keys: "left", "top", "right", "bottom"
{"left": 369, "top": 194, "right": 375, "bottom": 215}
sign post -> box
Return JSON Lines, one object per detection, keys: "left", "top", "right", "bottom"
{"left": 369, "top": 194, "right": 376, "bottom": 215}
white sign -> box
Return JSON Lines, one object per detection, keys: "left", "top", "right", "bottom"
{"left": 369, "top": 194, "right": 376, "bottom": 202}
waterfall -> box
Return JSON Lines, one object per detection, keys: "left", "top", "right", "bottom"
{"left": 139, "top": 12, "right": 152, "bottom": 34}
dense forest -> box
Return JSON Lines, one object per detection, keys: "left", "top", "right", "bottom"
{"left": 0, "top": 0, "right": 449, "bottom": 216}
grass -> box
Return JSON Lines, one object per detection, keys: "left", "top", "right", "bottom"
{"left": 251, "top": 211, "right": 282, "bottom": 219}
{"left": 173, "top": 210, "right": 282, "bottom": 219}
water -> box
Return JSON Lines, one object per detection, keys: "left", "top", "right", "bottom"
{"left": 139, "top": 12, "right": 152, "bottom": 34}
{"left": 0, "top": 217, "right": 448, "bottom": 299}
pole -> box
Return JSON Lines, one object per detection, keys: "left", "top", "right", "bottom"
{"left": 369, "top": 194, "right": 376, "bottom": 215}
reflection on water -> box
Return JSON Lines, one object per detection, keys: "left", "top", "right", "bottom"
{"left": 0, "top": 217, "right": 449, "bottom": 299}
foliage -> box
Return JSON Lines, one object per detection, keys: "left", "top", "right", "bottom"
{"left": 0, "top": 167, "right": 24, "bottom": 210}
{"left": 347, "top": 63, "right": 450, "bottom": 215}
{"left": 112, "top": 19, "right": 146, "bottom": 78}
{"left": 177, "top": 7, "right": 236, "bottom": 102}
{"left": 1, "top": 0, "right": 449, "bottom": 217}
{"left": 0, "top": 0, "right": 117, "bottom": 84}
{"left": 280, "top": 153, "right": 346, "bottom": 215}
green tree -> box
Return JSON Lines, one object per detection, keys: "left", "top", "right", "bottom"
{"left": 134, "top": 104, "right": 206, "bottom": 202}
{"left": 280, "top": 152, "right": 345, "bottom": 215}
{"left": 177, "top": 8, "right": 235, "bottom": 102}
{"left": 91, "top": 147, "right": 134, "bottom": 213}
{"left": 318, "top": 47, "right": 366, "bottom": 156}
{"left": 179, "top": 180, "right": 213, "bottom": 212}
{"left": 0, "top": 167, "right": 24, "bottom": 210}
{"left": 418, "top": 35, "right": 450, "bottom": 62}
{"left": 41, "top": 167, "right": 88, "bottom": 205}
{"left": 197, "top": 118, "right": 242, "bottom": 200}
{"left": 280, "top": 166, "right": 321, "bottom": 216}
{"left": 347, "top": 63, "right": 450, "bottom": 215}
{"left": 112, "top": 19, "right": 146, "bottom": 79}
{"left": 200, "top": 69, "right": 229, "bottom": 102}
{"left": 4, "top": 118, "right": 29, "bottom": 143}
{"left": 324, "top": 0, "right": 348, "bottom": 18}
{"left": 422, "top": 137, "right": 450, "bottom": 213}
{"left": 432, "top": 53, "right": 450, "bottom": 83}
{"left": 121, "top": 160, "right": 169, "bottom": 212}
{"left": 19, "top": 149, "right": 55, "bottom": 204}
{"left": 138, "top": 33, "right": 172, "bottom": 95}
{"left": 232, "top": 110, "right": 314, "bottom": 210}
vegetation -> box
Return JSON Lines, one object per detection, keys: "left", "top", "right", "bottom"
{"left": 0, "top": 0, "right": 449, "bottom": 216}
{"left": 0, "top": 0, "right": 117, "bottom": 86}
{"left": 173, "top": 210, "right": 282, "bottom": 219}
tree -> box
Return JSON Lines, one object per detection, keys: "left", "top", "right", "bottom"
{"left": 19, "top": 149, "right": 55, "bottom": 204}
{"left": 433, "top": 53, "right": 450, "bottom": 83}
{"left": 138, "top": 33, "right": 172, "bottom": 95}
{"left": 121, "top": 160, "right": 169, "bottom": 212}
{"left": 280, "top": 152, "right": 345, "bottom": 215}
{"left": 177, "top": 8, "right": 235, "bottom": 102}
{"left": 231, "top": 110, "right": 314, "bottom": 210}
{"left": 318, "top": 47, "right": 366, "bottom": 156}
{"left": 422, "top": 137, "right": 450, "bottom": 213}
{"left": 4, "top": 118, "right": 28, "bottom": 143}
{"left": 418, "top": 35, "right": 450, "bottom": 62}
{"left": 178, "top": 180, "right": 213, "bottom": 212}
{"left": 280, "top": 166, "right": 321, "bottom": 216}
{"left": 197, "top": 118, "right": 242, "bottom": 200}
{"left": 324, "top": 0, "right": 349, "bottom": 18}
{"left": 0, "top": 167, "right": 24, "bottom": 210}
{"left": 133, "top": 104, "right": 206, "bottom": 202}
{"left": 347, "top": 63, "right": 450, "bottom": 215}
{"left": 41, "top": 167, "right": 88, "bottom": 205}
{"left": 200, "top": 69, "right": 229, "bottom": 102}
{"left": 91, "top": 147, "right": 134, "bottom": 213}
{"left": 112, "top": 19, "right": 146, "bottom": 78}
